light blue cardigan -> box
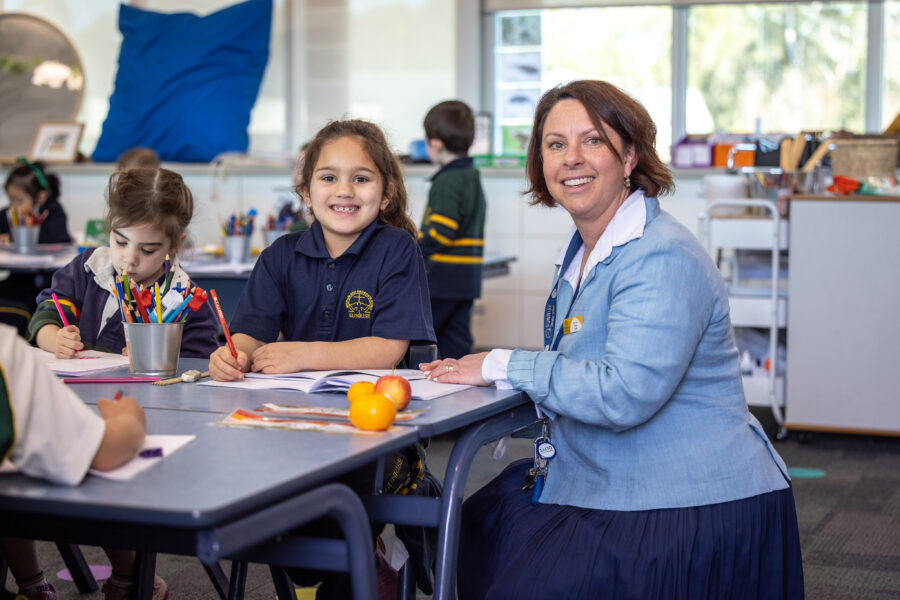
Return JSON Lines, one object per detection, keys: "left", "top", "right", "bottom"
{"left": 507, "top": 195, "right": 789, "bottom": 511}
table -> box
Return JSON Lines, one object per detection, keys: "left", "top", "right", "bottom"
{"left": 3, "top": 359, "right": 533, "bottom": 599}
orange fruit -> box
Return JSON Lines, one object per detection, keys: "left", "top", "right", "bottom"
{"left": 347, "top": 380, "right": 376, "bottom": 404}
{"left": 349, "top": 392, "right": 396, "bottom": 431}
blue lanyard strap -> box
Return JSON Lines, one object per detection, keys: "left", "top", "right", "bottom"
{"left": 543, "top": 231, "right": 583, "bottom": 351}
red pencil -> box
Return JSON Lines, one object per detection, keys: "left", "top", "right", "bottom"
{"left": 209, "top": 289, "right": 238, "bottom": 359}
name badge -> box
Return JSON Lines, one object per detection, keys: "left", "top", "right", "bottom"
{"left": 562, "top": 316, "right": 583, "bottom": 335}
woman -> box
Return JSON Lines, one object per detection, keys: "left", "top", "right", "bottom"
{"left": 422, "top": 80, "right": 803, "bottom": 599}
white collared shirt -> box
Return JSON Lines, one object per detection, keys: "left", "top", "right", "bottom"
{"left": 482, "top": 191, "right": 648, "bottom": 386}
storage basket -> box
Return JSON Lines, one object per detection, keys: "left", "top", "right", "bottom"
{"left": 830, "top": 138, "right": 899, "bottom": 178}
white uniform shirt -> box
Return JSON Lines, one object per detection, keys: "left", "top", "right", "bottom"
{"left": 1, "top": 324, "right": 105, "bottom": 485}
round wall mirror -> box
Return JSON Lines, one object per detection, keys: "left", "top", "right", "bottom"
{"left": 0, "top": 13, "right": 84, "bottom": 162}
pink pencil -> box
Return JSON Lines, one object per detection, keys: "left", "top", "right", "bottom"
{"left": 62, "top": 377, "right": 161, "bottom": 384}
{"left": 51, "top": 293, "right": 70, "bottom": 328}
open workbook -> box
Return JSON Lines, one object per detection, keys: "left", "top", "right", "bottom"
{"left": 199, "top": 368, "right": 471, "bottom": 400}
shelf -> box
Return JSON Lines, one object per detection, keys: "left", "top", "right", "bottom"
{"left": 707, "top": 218, "right": 789, "bottom": 250}
{"left": 742, "top": 374, "right": 785, "bottom": 408}
{"left": 727, "top": 292, "right": 788, "bottom": 328}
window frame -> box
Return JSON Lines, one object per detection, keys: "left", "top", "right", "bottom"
{"left": 481, "top": 0, "right": 889, "bottom": 158}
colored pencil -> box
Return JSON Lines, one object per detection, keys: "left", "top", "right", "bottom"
{"left": 154, "top": 283, "right": 162, "bottom": 323}
{"left": 113, "top": 390, "right": 124, "bottom": 400}
{"left": 209, "top": 288, "right": 237, "bottom": 359}
{"left": 62, "top": 378, "right": 161, "bottom": 383}
{"left": 51, "top": 293, "right": 70, "bottom": 328}
{"left": 162, "top": 255, "right": 175, "bottom": 295}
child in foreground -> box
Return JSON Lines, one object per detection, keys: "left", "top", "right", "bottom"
{"left": 28, "top": 167, "right": 218, "bottom": 358}
{"left": 209, "top": 119, "right": 434, "bottom": 379}
{"left": 0, "top": 324, "right": 146, "bottom": 600}
{"left": 22, "top": 167, "right": 216, "bottom": 600}
{"left": 209, "top": 119, "right": 436, "bottom": 598}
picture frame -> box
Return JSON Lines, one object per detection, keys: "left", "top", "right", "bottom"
{"left": 28, "top": 121, "right": 83, "bottom": 163}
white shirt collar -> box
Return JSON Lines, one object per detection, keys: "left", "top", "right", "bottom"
{"left": 555, "top": 190, "right": 647, "bottom": 289}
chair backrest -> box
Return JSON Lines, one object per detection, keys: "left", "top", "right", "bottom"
{"left": 403, "top": 343, "right": 438, "bottom": 369}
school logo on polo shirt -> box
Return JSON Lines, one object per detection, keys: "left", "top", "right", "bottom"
{"left": 346, "top": 290, "right": 374, "bottom": 319}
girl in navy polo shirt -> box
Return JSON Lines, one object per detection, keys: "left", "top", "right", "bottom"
{"left": 209, "top": 119, "right": 436, "bottom": 598}
{"left": 210, "top": 119, "right": 434, "bottom": 380}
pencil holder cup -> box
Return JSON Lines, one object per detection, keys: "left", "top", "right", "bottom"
{"left": 123, "top": 321, "right": 184, "bottom": 377}
{"left": 223, "top": 235, "right": 251, "bottom": 264}
{"left": 264, "top": 229, "right": 286, "bottom": 247}
{"left": 12, "top": 225, "right": 40, "bottom": 254}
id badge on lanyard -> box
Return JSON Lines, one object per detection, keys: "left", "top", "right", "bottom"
{"left": 527, "top": 231, "right": 583, "bottom": 503}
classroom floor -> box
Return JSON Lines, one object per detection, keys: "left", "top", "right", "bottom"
{"left": 7, "top": 423, "right": 900, "bottom": 599}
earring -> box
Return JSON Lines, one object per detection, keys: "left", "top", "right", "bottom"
{"left": 624, "top": 174, "right": 631, "bottom": 188}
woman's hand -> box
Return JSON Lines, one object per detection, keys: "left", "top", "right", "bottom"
{"left": 420, "top": 352, "right": 491, "bottom": 386}
{"left": 209, "top": 345, "right": 248, "bottom": 381}
{"left": 55, "top": 325, "right": 83, "bottom": 358}
{"left": 250, "top": 342, "right": 306, "bottom": 374}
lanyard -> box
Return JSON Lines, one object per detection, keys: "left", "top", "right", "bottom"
{"left": 542, "top": 230, "right": 584, "bottom": 352}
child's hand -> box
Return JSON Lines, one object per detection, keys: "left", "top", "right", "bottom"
{"left": 209, "top": 345, "right": 247, "bottom": 381}
{"left": 55, "top": 325, "right": 83, "bottom": 358}
{"left": 121, "top": 345, "right": 129, "bottom": 357}
{"left": 97, "top": 395, "right": 147, "bottom": 431}
{"left": 0, "top": 233, "right": 9, "bottom": 244}
{"left": 250, "top": 342, "right": 305, "bottom": 374}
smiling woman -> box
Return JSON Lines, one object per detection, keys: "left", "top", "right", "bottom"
{"left": 422, "top": 80, "right": 804, "bottom": 599}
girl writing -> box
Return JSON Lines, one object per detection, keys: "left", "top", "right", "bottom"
{"left": 210, "top": 119, "right": 434, "bottom": 379}
{"left": 29, "top": 167, "right": 218, "bottom": 358}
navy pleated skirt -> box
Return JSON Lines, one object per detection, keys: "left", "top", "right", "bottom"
{"left": 458, "top": 459, "right": 804, "bottom": 600}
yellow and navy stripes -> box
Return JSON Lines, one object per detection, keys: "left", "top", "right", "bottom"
{"left": 418, "top": 159, "right": 487, "bottom": 299}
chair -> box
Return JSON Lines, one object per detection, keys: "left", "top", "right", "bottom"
{"left": 402, "top": 343, "right": 438, "bottom": 369}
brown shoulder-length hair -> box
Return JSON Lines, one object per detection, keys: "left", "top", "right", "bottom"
{"left": 297, "top": 119, "right": 417, "bottom": 238}
{"left": 525, "top": 80, "right": 674, "bottom": 207}
{"left": 105, "top": 168, "right": 194, "bottom": 252}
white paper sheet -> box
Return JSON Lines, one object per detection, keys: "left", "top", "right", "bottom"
{"left": 35, "top": 348, "right": 130, "bottom": 376}
{"left": 88, "top": 435, "right": 195, "bottom": 481}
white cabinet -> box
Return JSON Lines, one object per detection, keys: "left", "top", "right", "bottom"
{"left": 699, "top": 200, "right": 787, "bottom": 434}
{"left": 785, "top": 196, "right": 900, "bottom": 434}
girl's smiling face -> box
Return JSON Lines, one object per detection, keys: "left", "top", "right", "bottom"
{"left": 109, "top": 222, "right": 176, "bottom": 287}
{"left": 302, "top": 135, "right": 391, "bottom": 257}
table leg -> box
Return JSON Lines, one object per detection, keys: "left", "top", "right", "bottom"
{"left": 432, "top": 404, "right": 536, "bottom": 600}
{"left": 55, "top": 543, "right": 99, "bottom": 593}
{"left": 227, "top": 561, "right": 248, "bottom": 600}
{"left": 132, "top": 551, "right": 156, "bottom": 600}
{"left": 202, "top": 561, "right": 230, "bottom": 600}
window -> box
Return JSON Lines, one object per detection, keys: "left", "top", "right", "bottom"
{"left": 491, "top": 2, "right": 891, "bottom": 162}
{"left": 885, "top": 1, "right": 900, "bottom": 129}
{"left": 689, "top": 2, "right": 867, "bottom": 134}
{"left": 493, "top": 8, "right": 672, "bottom": 158}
